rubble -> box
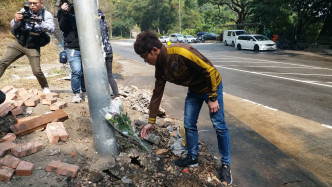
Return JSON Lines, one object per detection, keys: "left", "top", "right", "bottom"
{"left": 0, "top": 85, "right": 224, "bottom": 186}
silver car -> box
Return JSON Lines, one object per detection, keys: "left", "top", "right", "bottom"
{"left": 159, "top": 36, "right": 170, "bottom": 43}
{"left": 184, "top": 35, "right": 196, "bottom": 43}
{"left": 169, "top": 33, "right": 184, "bottom": 43}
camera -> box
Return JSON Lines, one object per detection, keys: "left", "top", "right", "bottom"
{"left": 22, "top": 1, "right": 42, "bottom": 23}
{"left": 22, "top": 1, "right": 32, "bottom": 23}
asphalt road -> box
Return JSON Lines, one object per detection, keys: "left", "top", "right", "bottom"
{"left": 112, "top": 39, "right": 331, "bottom": 186}
{"left": 112, "top": 39, "right": 332, "bottom": 127}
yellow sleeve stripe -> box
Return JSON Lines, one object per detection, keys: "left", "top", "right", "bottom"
{"left": 148, "top": 118, "right": 156, "bottom": 124}
{"left": 167, "top": 47, "right": 219, "bottom": 94}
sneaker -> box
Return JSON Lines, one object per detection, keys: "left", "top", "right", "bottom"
{"left": 174, "top": 155, "right": 198, "bottom": 167}
{"left": 219, "top": 164, "right": 232, "bottom": 185}
{"left": 43, "top": 87, "right": 51, "bottom": 94}
{"left": 81, "top": 92, "right": 88, "bottom": 102}
{"left": 72, "top": 93, "right": 82, "bottom": 103}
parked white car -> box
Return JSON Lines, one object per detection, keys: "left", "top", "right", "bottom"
{"left": 169, "top": 33, "right": 184, "bottom": 43}
{"left": 159, "top": 36, "right": 170, "bottom": 43}
{"left": 184, "top": 35, "right": 196, "bottom": 43}
{"left": 235, "top": 34, "right": 277, "bottom": 51}
{"left": 223, "top": 30, "right": 247, "bottom": 46}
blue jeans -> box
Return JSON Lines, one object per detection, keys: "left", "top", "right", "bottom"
{"left": 66, "top": 49, "right": 85, "bottom": 94}
{"left": 184, "top": 83, "right": 231, "bottom": 165}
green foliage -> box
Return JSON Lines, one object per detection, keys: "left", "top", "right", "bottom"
{"left": 98, "top": 0, "right": 331, "bottom": 44}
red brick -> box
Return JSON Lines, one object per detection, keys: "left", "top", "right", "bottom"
{"left": 1, "top": 86, "right": 14, "bottom": 94}
{"left": 11, "top": 141, "right": 44, "bottom": 158}
{"left": 13, "top": 93, "right": 34, "bottom": 108}
{"left": 46, "top": 122, "right": 68, "bottom": 144}
{"left": 45, "top": 160, "right": 79, "bottom": 177}
{"left": 16, "top": 115, "right": 40, "bottom": 124}
{"left": 0, "top": 166, "right": 15, "bottom": 182}
{"left": 24, "top": 96, "right": 40, "bottom": 107}
{"left": 16, "top": 88, "right": 28, "bottom": 97}
{"left": 0, "top": 102, "right": 15, "bottom": 117}
{"left": 0, "top": 141, "right": 18, "bottom": 157}
{"left": 1, "top": 133, "right": 16, "bottom": 142}
{"left": 11, "top": 107, "right": 24, "bottom": 116}
{"left": 15, "top": 161, "right": 34, "bottom": 176}
{"left": 0, "top": 155, "right": 21, "bottom": 169}
{"left": 41, "top": 98, "right": 57, "bottom": 105}
{"left": 11, "top": 110, "right": 68, "bottom": 135}
{"left": 50, "top": 101, "right": 67, "bottom": 111}
{"left": 45, "top": 93, "right": 60, "bottom": 99}
{"left": 28, "top": 89, "right": 38, "bottom": 95}
{"left": 4, "top": 88, "right": 18, "bottom": 101}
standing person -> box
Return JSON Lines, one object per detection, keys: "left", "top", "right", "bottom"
{"left": 134, "top": 31, "right": 232, "bottom": 186}
{"left": 98, "top": 9, "right": 119, "bottom": 98}
{"left": 58, "top": 2, "right": 86, "bottom": 103}
{"left": 0, "top": 0, "right": 54, "bottom": 94}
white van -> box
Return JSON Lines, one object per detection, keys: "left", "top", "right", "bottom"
{"left": 223, "top": 30, "right": 248, "bottom": 46}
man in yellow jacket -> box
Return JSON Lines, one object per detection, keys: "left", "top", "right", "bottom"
{"left": 134, "top": 31, "right": 232, "bottom": 186}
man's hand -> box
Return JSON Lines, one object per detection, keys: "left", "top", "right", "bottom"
{"left": 14, "top": 12, "right": 23, "bottom": 22}
{"left": 208, "top": 100, "right": 219, "bottom": 113}
{"left": 61, "top": 3, "right": 69, "bottom": 13}
{"left": 140, "top": 123, "right": 153, "bottom": 139}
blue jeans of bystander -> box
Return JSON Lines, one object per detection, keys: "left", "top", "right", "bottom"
{"left": 66, "top": 49, "right": 86, "bottom": 94}
{"left": 184, "top": 83, "right": 231, "bottom": 165}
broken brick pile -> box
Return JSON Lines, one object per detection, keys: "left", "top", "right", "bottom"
{"left": 0, "top": 86, "right": 80, "bottom": 182}
{"left": 0, "top": 86, "right": 67, "bottom": 117}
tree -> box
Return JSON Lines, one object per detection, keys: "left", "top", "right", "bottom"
{"left": 198, "top": 0, "right": 253, "bottom": 29}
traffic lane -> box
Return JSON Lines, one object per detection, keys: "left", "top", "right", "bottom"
{"left": 197, "top": 111, "right": 328, "bottom": 186}
{"left": 218, "top": 66, "right": 332, "bottom": 125}
{"left": 112, "top": 40, "right": 143, "bottom": 63}
{"left": 161, "top": 78, "right": 328, "bottom": 186}
{"left": 205, "top": 54, "right": 332, "bottom": 86}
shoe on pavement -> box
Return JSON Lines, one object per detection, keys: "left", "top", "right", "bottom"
{"left": 43, "top": 87, "right": 51, "bottom": 94}
{"left": 174, "top": 155, "right": 198, "bottom": 167}
{"left": 219, "top": 164, "right": 232, "bottom": 185}
{"left": 81, "top": 92, "right": 88, "bottom": 102}
{"left": 72, "top": 93, "right": 82, "bottom": 103}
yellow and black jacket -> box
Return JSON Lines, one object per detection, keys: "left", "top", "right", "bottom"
{"left": 148, "top": 43, "right": 222, "bottom": 124}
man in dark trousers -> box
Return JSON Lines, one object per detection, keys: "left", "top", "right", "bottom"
{"left": 0, "top": 0, "right": 54, "bottom": 93}
{"left": 134, "top": 31, "right": 232, "bottom": 186}
{"left": 98, "top": 9, "right": 119, "bottom": 98}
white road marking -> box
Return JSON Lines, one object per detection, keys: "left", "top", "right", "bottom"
{"left": 207, "top": 55, "right": 332, "bottom": 71}
{"left": 242, "top": 99, "right": 278, "bottom": 111}
{"left": 322, "top": 124, "right": 332, "bottom": 129}
{"left": 259, "top": 73, "right": 332, "bottom": 77}
{"left": 216, "top": 66, "right": 332, "bottom": 88}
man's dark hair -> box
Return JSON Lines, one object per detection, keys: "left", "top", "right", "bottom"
{"left": 134, "top": 31, "right": 162, "bottom": 55}
{"left": 0, "top": 90, "right": 5, "bottom": 104}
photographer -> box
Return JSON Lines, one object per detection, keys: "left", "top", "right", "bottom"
{"left": 58, "top": 1, "right": 87, "bottom": 103}
{"left": 0, "top": 0, "right": 54, "bottom": 94}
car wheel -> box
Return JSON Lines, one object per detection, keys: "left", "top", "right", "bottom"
{"left": 237, "top": 44, "right": 241, "bottom": 50}
{"left": 254, "top": 45, "right": 259, "bottom": 51}
{"left": 232, "top": 41, "right": 235, "bottom": 47}
{"left": 224, "top": 40, "right": 227, "bottom": 46}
